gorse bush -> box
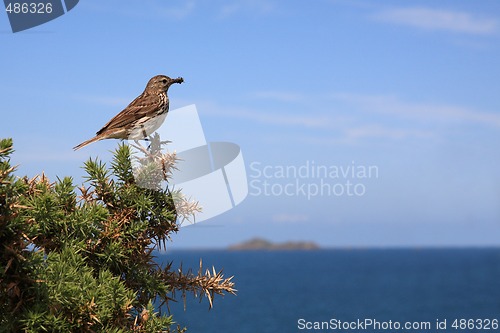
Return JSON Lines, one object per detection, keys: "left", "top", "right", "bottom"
{"left": 0, "top": 138, "right": 235, "bottom": 332}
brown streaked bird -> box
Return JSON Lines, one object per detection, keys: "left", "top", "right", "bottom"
{"left": 73, "top": 75, "right": 184, "bottom": 150}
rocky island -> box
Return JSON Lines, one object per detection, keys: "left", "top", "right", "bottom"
{"left": 228, "top": 238, "right": 320, "bottom": 251}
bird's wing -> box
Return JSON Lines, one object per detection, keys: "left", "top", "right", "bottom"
{"left": 96, "top": 92, "right": 164, "bottom": 135}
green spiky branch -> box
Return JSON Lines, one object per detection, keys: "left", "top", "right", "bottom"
{"left": 0, "top": 138, "right": 235, "bottom": 333}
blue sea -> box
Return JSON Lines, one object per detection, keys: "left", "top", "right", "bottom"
{"left": 160, "top": 249, "right": 500, "bottom": 333}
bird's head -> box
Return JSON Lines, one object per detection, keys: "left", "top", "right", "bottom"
{"left": 147, "top": 75, "right": 184, "bottom": 93}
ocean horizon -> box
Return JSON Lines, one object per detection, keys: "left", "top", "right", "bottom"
{"left": 160, "top": 248, "right": 500, "bottom": 333}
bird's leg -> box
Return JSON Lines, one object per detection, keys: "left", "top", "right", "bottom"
{"left": 138, "top": 126, "right": 153, "bottom": 151}
{"left": 141, "top": 128, "right": 148, "bottom": 141}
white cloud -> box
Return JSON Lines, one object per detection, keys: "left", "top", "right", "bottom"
{"left": 345, "top": 124, "right": 434, "bottom": 140}
{"left": 196, "top": 99, "right": 435, "bottom": 146}
{"left": 191, "top": 90, "right": 500, "bottom": 146}
{"left": 331, "top": 93, "right": 500, "bottom": 128}
{"left": 208, "top": 91, "right": 500, "bottom": 132}
{"left": 198, "top": 100, "right": 334, "bottom": 129}
{"left": 372, "top": 7, "right": 497, "bottom": 35}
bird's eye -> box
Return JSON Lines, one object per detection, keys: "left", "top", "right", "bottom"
{"left": 162, "top": 79, "right": 167, "bottom": 84}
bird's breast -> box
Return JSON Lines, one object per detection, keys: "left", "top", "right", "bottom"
{"left": 157, "top": 94, "right": 169, "bottom": 115}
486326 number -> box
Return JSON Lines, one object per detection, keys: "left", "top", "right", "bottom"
{"left": 5, "top": 2, "right": 53, "bottom": 14}
{"left": 452, "top": 319, "right": 499, "bottom": 330}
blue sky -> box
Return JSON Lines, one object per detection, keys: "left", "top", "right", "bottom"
{"left": 1, "top": 0, "right": 500, "bottom": 248}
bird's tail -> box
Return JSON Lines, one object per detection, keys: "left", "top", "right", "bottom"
{"left": 73, "top": 136, "right": 102, "bottom": 150}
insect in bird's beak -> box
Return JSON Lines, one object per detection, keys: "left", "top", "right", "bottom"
{"left": 172, "top": 77, "right": 184, "bottom": 84}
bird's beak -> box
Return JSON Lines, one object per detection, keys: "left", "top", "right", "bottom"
{"left": 171, "top": 77, "right": 184, "bottom": 84}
